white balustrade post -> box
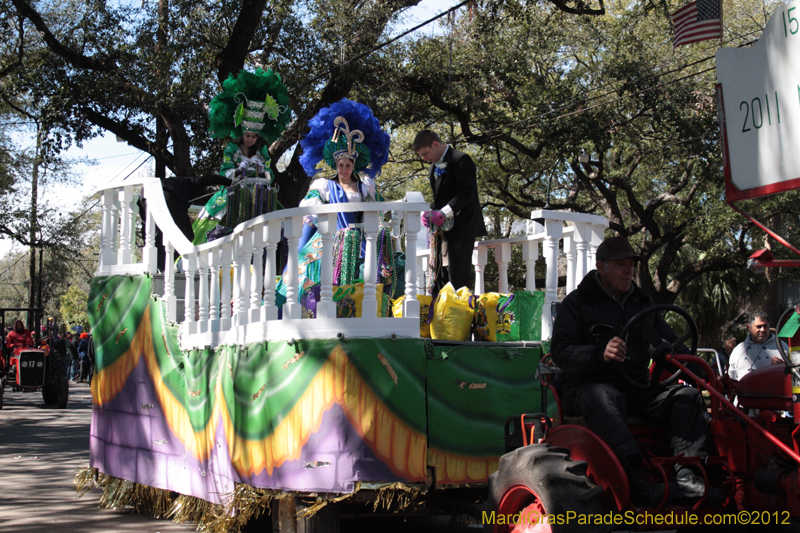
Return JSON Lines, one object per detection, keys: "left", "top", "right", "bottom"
{"left": 563, "top": 234, "right": 576, "bottom": 294}
{"left": 283, "top": 216, "right": 303, "bottom": 319}
{"left": 495, "top": 243, "right": 512, "bottom": 294}
{"left": 522, "top": 239, "right": 539, "bottom": 292}
{"left": 143, "top": 198, "right": 158, "bottom": 274}
{"left": 250, "top": 228, "right": 265, "bottom": 324}
{"left": 99, "top": 190, "right": 115, "bottom": 270}
{"left": 473, "top": 246, "right": 487, "bottom": 295}
{"left": 117, "top": 186, "right": 134, "bottom": 265}
{"left": 362, "top": 211, "right": 379, "bottom": 318}
{"left": 183, "top": 254, "right": 197, "bottom": 335}
{"left": 316, "top": 213, "right": 337, "bottom": 319}
{"left": 197, "top": 252, "right": 209, "bottom": 335}
{"left": 590, "top": 224, "right": 605, "bottom": 265}
{"left": 111, "top": 194, "right": 120, "bottom": 255}
{"left": 131, "top": 195, "right": 140, "bottom": 263}
{"left": 573, "top": 221, "right": 591, "bottom": 285}
{"left": 220, "top": 242, "right": 233, "bottom": 330}
{"left": 262, "top": 219, "right": 281, "bottom": 321}
{"left": 417, "top": 255, "right": 428, "bottom": 296}
{"left": 209, "top": 249, "right": 220, "bottom": 333}
{"left": 164, "top": 242, "right": 177, "bottom": 323}
{"left": 541, "top": 219, "right": 563, "bottom": 340}
{"left": 233, "top": 230, "right": 252, "bottom": 328}
{"left": 403, "top": 211, "right": 421, "bottom": 319}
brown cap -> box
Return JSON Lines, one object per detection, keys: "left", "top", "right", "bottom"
{"left": 596, "top": 236, "right": 640, "bottom": 262}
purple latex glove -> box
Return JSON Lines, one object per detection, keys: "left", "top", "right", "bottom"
{"left": 421, "top": 211, "right": 431, "bottom": 228}
{"left": 429, "top": 210, "right": 446, "bottom": 227}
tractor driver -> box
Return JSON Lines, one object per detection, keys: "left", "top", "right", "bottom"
{"left": 6, "top": 320, "right": 33, "bottom": 351}
{"left": 551, "top": 236, "right": 712, "bottom": 507}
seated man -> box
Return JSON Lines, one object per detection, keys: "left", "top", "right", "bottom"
{"left": 551, "top": 236, "right": 711, "bottom": 507}
{"left": 6, "top": 320, "right": 33, "bottom": 351}
{"left": 727, "top": 310, "right": 786, "bottom": 381}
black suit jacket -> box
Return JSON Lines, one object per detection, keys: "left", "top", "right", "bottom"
{"left": 428, "top": 147, "right": 487, "bottom": 242}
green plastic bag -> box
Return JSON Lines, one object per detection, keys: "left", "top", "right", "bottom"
{"left": 495, "top": 290, "right": 545, "bottom": 342}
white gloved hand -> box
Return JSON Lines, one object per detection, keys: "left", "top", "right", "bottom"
{"left": 253, "top": 160, "right": 265, "bottom": 176}
{"left": 238, "top": 160, "right": 252, "bottom": 175}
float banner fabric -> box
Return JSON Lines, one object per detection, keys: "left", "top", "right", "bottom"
{"left": 87, "top": 275, "right": 545, "bottom": 503}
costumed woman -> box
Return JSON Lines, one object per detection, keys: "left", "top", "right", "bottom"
{"left": 275, "top": 98, "right": 396, "bottom": 311}
{"left": 191, "top": 68, "right": 291, "bottom": 244}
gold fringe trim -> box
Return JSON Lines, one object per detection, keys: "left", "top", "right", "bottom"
{"left": 168, "top": 494, "right": 225, "bottom": 531}
{"left": 75, "top": 470, "right": 431, "bottom": 533}
{"left": 74, "top": 467, "right": 175, "bottom": 518}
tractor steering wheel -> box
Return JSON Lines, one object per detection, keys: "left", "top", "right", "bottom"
{"left": 617, "top": 303, "right": 699, "bottom": 389}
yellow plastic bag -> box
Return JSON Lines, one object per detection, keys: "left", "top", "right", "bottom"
{"left": 471, "top": 292, "right": 508, "bottom": 342}
{"left": 429, "top": 283, "right": 473, "bottom": 341}
{"left": 332, "top": 283, "right": 388, "bottom": 318}
{"left": 392, "top": 294, "right": 434, "bottom": 338}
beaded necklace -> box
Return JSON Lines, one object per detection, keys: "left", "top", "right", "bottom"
{"left": 376, "top": 227, "right": 397, "bottom": 298}
{"left": 332, "top": 228, "right": 362, "bottom": 285}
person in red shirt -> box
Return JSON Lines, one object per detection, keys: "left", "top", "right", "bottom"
{"left": 6, "top": 320, "right": 33, "bottom": 351}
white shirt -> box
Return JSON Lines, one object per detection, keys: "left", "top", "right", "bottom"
{"left": 727, "top": 333, "right": 787, "bottom": 380}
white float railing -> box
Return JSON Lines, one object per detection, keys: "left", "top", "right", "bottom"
{"left": 416, "top": 210, "right": 609, "bottom": 340}
{"left": 95, "top": 179, "right": 609, "bottom": 346}
{"left": 95, "top": 177, "right": 428, "bottom": 349}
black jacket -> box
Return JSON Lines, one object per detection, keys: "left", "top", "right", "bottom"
{"left": 428, "top": 147, "right": 487, "bottom": 242}
{"left": 551, "top": 270, "right": 681, "bottom": 392}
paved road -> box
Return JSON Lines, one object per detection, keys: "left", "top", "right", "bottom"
{"left": 0, "top": 383, "right": 481, "bottom": 533}
{"left": 0, "top": 382, "right": 194, "bottom": 533}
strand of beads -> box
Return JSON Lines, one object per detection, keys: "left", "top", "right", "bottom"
{"left": 332, "top": 230, "right": 346, "bottom": 285}
{"left": 340, "top": 229, "right": 361, "bottom": 285}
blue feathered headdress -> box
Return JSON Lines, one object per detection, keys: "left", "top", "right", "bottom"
{"left": 299, "top": 99, "right": 390, "bottom": 179}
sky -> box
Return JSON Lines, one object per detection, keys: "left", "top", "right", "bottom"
{"left": 0, "top": 0, "right": 455, "bottom": 263}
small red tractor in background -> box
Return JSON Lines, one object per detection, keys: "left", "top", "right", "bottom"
{"left": 487, "top": 304, "right": 800, "bottom": 532}
{"left": 0, "top": 308, "right": 68, "bottom": 410}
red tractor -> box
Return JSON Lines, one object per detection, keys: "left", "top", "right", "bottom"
{"left": 1, "top": 308, "right": 68, "bottom": 410}
{"left": 487, "top": 304, "right": 799, "bottom": 532}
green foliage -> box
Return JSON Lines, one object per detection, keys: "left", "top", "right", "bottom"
{"left": 59, "top": 284, "right": 90, "bottom": 332}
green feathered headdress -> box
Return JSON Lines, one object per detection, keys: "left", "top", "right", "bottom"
{"left": 208, "top": 68, "right": 291, "bottom": 143}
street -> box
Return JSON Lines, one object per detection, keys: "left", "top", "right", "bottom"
{"left": 0, "top": 383, "right": 195, "bottom": 533}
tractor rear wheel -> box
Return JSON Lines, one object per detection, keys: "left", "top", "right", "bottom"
{"left": 42, "top": 382, "right": 58, "bottom": 404}
{"left": 487, "top": 444, "right": 610, "bottom": 533}
{"left": 56, "top": 377, "right": 69, "bottom": 409}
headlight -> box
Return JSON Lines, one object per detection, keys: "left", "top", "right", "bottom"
{"left": 37, "top": 361, "right": 43, "bottom": 368}
{"left": 21, "top": 361, "right": 28, "bottom": 368}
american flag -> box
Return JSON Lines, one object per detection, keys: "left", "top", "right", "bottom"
{"left": 670, "top": 0, "right": 723, "bottom": 48}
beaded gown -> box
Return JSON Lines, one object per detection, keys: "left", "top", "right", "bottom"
{"left": 191, "top": 142, "right": 274, "bottom": 244}
{"left": 275, "top": 177, "right": 383, "bottom": 307}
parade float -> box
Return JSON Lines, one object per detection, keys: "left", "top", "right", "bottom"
{"left": 76, "top": 163, "right": 608, "bottom": 530}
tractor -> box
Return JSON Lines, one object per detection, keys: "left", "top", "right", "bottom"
{"left": 487, "top": 304, "right": 800, "bottom": 532}
{"left": 0, "top": 308, "right": 69, "bottom": 410}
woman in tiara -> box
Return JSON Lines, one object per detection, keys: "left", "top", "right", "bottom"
{"left": 275, "top": 98, "right": 395, "bottom": 310}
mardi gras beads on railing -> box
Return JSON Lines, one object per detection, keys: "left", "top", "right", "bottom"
{"left": 376, "top": 226, "right": 396, "bottom": 299}
{"left": 332, "top": 227, "right": 362, "bottom": 286}
{"left": 224, "top": 178, "right": 279, "bottom": 228}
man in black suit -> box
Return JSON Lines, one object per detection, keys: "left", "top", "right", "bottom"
{"left": 413, "top": 130, "right": 487, "bottom": 293}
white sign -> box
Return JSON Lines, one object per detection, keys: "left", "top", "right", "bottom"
{"left": 716, "top": 0, "right": 800, "bottom": 200}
